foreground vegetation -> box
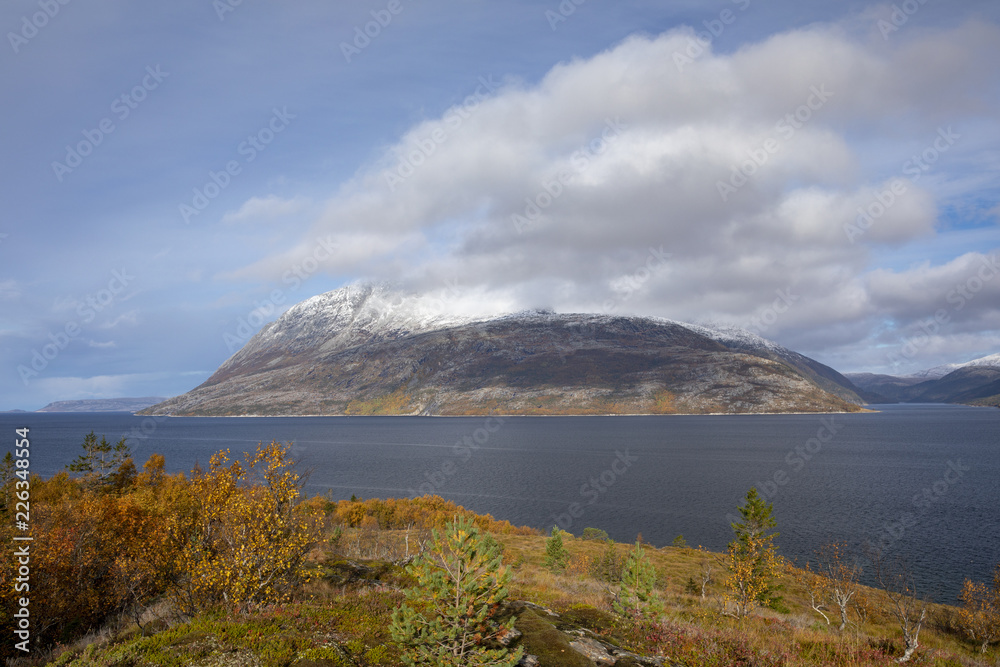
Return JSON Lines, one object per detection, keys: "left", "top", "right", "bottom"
{"left": 1, "top": 436, "right": 998, "bottom": 666}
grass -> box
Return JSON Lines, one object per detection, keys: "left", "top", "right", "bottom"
{"left": 39, "top": 501, "right": 999, "bottom": 667}
{"left": 344, "top": 389, "right": 415, "bottom": 416}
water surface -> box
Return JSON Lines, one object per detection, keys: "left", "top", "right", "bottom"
{"left": 3, "top": 403, "right": 997, "bottom": 602}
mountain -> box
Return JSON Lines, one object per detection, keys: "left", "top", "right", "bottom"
{"left": 141, "top": 284, "right": 866, "bottom": 417}
{"left": 683, "top": 323, "right": 872, "bottom": 405}
{"left": 846, "top": 352, "right": 1000, "bottom": 406}
{"left": 37, "top": 397, "right": 168, "bottom": 413}
{"left": 841, "top": 373, "right": 926, "bottom": 402}
{"left": 901, "top": 352, "right": 1000, "bottom": 381}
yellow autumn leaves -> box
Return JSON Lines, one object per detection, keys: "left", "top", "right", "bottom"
{"left": 171, "top": 441, "right": 321, "bottom": 615}
{"left": 0, "top": 438, "right": 320, "bottom": 655}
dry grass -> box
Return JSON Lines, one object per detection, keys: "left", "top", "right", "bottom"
{"left": 491, "top": 530, "right": 998, "bottom": 666}
{"left": 38, "top": 506, "right": 997, "bottom": 667}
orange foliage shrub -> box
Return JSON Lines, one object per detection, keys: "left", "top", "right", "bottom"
{"left": 330, "top": 495, "right": 539, "bottom": 535}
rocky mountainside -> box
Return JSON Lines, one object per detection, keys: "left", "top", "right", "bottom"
{"left": 684, "top": 323, "right": 871, "bottom": 405}
{"left": 846, "top": 353, "right": 1000, "bottom": 406}
{"left": 37, "top": 397, "right": 167, "bottom": 413}
{"left": 142, "top": 284, "right": 866, "bottom": 417}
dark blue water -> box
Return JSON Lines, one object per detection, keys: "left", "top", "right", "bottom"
{"left": 2, "top": 404, "right": 998, "bottom": 603}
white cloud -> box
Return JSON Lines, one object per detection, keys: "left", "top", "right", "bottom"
{"left": 0, "top": 280, "right": 20, "bottom": 301}
{"left": 222, "top": 195, "right": 307, "bottom": 225}
{"left": 228, "top": 18, "right": 1000, "bottom": 371}
{"left": 100, "top": 311, "right": 140, "bottom": 329}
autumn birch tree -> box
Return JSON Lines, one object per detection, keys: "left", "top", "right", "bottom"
{"left": 957, "top": 564, "right": 1000, "bottom": 654}
{"left": 171, "top": 441, "right": 320, "bottom": 614}
{"left": 723, "top": 487, "right": 781, "bottom": 620}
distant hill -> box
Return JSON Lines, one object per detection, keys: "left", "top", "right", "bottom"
{"left": 37, "top": 397, "right": 168, "bottom": 413}
{"left": 846, "top": 352, "right": 1000, "bottom": 406}
{"left": 142, "top": 283, "right": 866, "bottom": 417}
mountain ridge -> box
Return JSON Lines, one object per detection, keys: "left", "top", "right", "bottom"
{"left": 37, "top": 397, "right": 168, "bottom": 413}
{"left": 846, "top": 351, "right": 1000, "bottom": 407}
{"left": 142, "top": 284, "right": 866, "bottom": 417}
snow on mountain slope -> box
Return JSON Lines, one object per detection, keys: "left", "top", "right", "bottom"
{"left": 228, "top": 283, "right": 800, "bottom": 368}
{"left": 905, "top": 352, "right": 1000, "bottom": 380}
{"left": 194, "top": 282, "right": 866, "bottom": 410}
{"left": 680, "top": 322, "right": 787, "bottom": 355}
{"left": 954, "top": 352, "right": 1000, "bottom": 369}
{"left": 144, "top": 289, "right": 866, "bottom": 417}
{"left": 215, "top": 283, "right": 496, "bottom": 376}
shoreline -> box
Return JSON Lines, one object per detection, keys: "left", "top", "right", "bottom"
{"left": 132, "top": 408, "right": 877, "bottom": 418}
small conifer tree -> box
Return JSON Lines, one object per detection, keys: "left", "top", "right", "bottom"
{"left": 543, "top": 526, "right": 570, "bottom": 572}
{"left": 391, "top": 518, "right": 523, "bottom": 666}
{"left": 67, "top": 431, "right": 132, "bottom": 489}
{"left": 724, "top": 487, "right": 781, "bottom": 619}
{"left": 613, "top": 540, "right": 662, "bottom": 618}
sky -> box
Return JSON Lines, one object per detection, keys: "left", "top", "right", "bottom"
{"left": 1, "top": 0, "right": 999, "bottom": 411}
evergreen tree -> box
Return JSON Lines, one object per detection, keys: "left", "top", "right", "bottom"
{"left": 67, "top": 431, "right": 131, "bottom": 488}
{"left": 391, "top": 518, "right": 523, "bottom": 666}
{"left": 543, "top": 526, "right": 570, "bottom": 572}
{"left": 613, "top": 540, "right": 662, "bottom": 618}
{"left": 724, "top": 487, "right": 781, "bottom": 619}
{"left": 589, "top": 539, "right": 626, "bottom": 583}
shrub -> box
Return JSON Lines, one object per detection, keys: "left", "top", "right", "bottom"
{"left": 170, "top": 441, "right": 321, "bottom": 615}
{"left": 589, "top": 540, "right": 626, "bottom": 584}
{"left": 581, "top": 527, "right": 609, "bottom": 541}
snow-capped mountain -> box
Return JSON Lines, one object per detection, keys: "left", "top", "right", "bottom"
{"left": 218, "top": 283, "right": 483, "bottom": 375}
{"left": 847, "top": 351, "right": 1000, "bottom": 406}
{"left": 901, "top": 352, "right": 1000, "bottom": 380}
{"left": 143, "top": 283, "right": 867, "bottom": 417}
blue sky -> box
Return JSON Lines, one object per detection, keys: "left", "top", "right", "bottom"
{"left": 2, "top": 0, "right": 999, "bottom": 410}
